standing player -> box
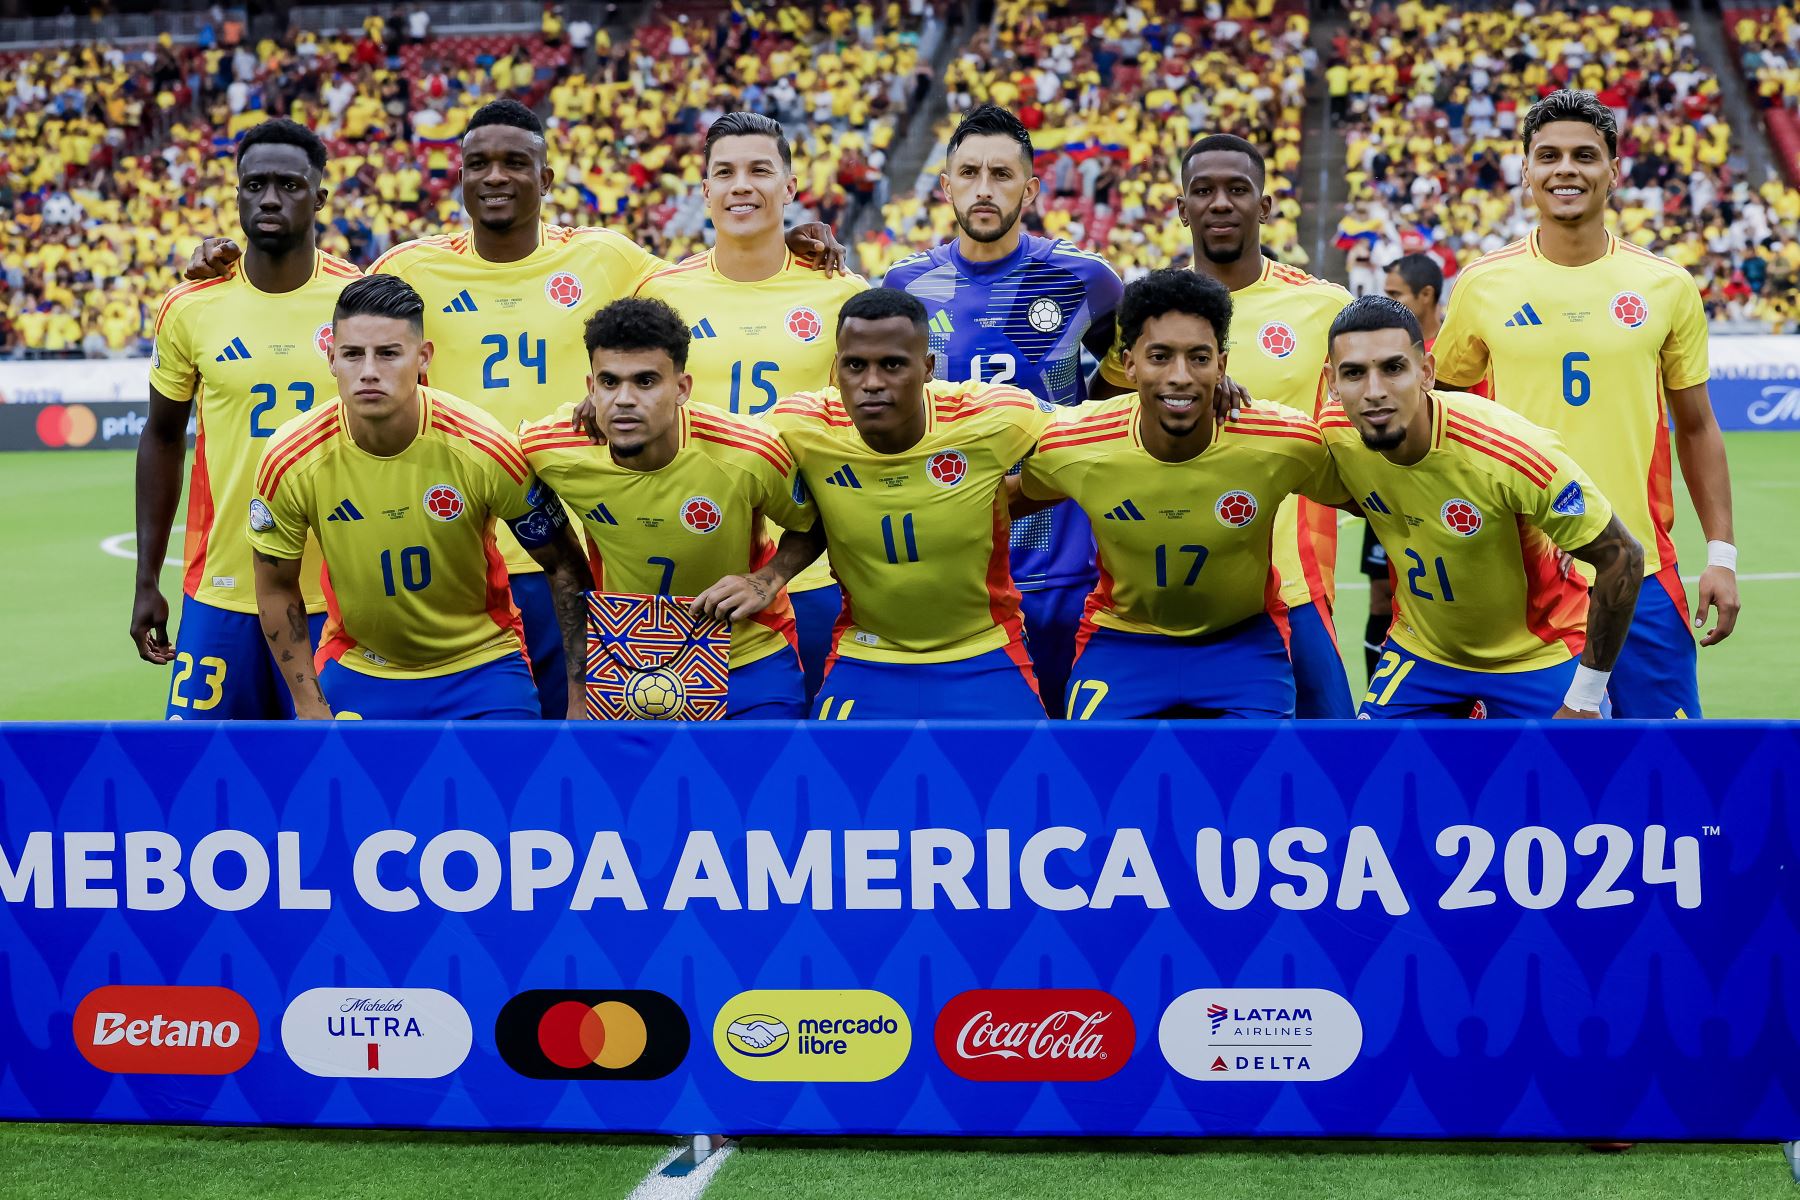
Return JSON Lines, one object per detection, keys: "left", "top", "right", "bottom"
{"left": 250, "top": 277, "right": 593, "bottom": 720}
{"left": 186, "top": 101, "right": 846, "bottom": 718}
{"left": 1322, "top": 297, "right": 1644, "bottom": 718}
{"left": 1433, "top": 90, "right": 1739, "bottom": 717}
{"left": 765, "top": 289, "right": 1053, "bottom": 719}
{"left": 1015, "top": 270, "right": 1343, "bottom": 719}
{"left": 1102, "top": 135, "right": 1355, "bottom": 717}
{"left": 522, "top": 298, "right": 824, "bottom": 718}
{"left": 133, "top": 119, "right": 358, "bottom": 719}
{"left": 881, "top": 104, "right": 1124, "bottom": 716}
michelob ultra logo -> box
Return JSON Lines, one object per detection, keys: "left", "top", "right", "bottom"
{"left": 280, "top": 988, "right": 472, "bottom": 1078}
{"left": 714, "top": 989, "right": 910, "bottom": 1082}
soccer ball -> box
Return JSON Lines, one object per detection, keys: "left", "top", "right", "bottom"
{"left": 1214, "top": 490, "right": 1258, "bottom": 527}
{"left": 1441, "top": 498, "right": 1483, "bottom": 536}
{"left": 1611, "top": 291, "right": 1648, "bottom": 328}
{"left": 424, "top": 484, "right": 464, "bottom": 521}
{"left": 624, "top": 668, "right": 685, "bottom": 718}
{"left": 1258, "top": 322, "right": 1297, "bottom": 358}
{"left": 927, "top": 450, "right": 968, "bottom": 487}
{"left": 681, "top": 496, "right": 723, "bottom": 534}
{"left": 786, "top": 306, "right": 823, "bottom": 342}
{"left": 546, "top": 272, "right": 584, "bottom": 309}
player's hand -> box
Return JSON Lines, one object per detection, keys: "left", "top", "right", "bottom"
{"left": 130, "top": 586, "right": 176, "bottom": 664}
{"left": 1553, "top": 705, "right": 1603, "bottom": 720}
{"left": 1214, "top": 374, "right": 1249, "bottom": 424}
{"left": 1693, "top": 564, "right": 1740, "bottom": 647}
{"left": 184, "top": 237, "right": 241, "bottom": 282}
{"left": 690, "top": 570, "right": 779, "bottom": 622}
{"left": 787, "top": 222, "right": 849, "bottom": 277}
{"left": 571, "top": 396, "right": 606, "bottom": 445}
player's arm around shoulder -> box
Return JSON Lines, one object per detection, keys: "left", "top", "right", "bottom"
{"left": 248, "top": 419, "right": 329, "bottom": 719}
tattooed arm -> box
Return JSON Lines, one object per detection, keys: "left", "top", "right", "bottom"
{"left": 1555, "top": 515, "right": 1644, "bottom": 719}
{"left": 690, "top": 523, "right": 829, "bottom": 623}
{"left": 520, "top": 522, "right": 597, "bottom": 719}
{"left": 253, "top": 549, "right": 331, "bottom": 720}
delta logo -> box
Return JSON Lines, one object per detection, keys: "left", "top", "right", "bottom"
{"left": 1257, "top": 321, "right": 1298, "bottom": 359}
{"left": 280, "top": 989, "right": 472, "bottom": 1079}
{"left": 1159, "top": 988, "right": 1363, "bottom": 1083}
{"left": 713, "top": 989, "right": 910, "bottom": 1082}
{"left": 934, "top": 989, "right": 1134, "bottom": 1083}
{"left": 786, "top": 305, "right": 824, "bottom": 343}
{"left": 495, "top": 990, "right": 689, "bottom": 1080}
{"left": 73, "top": 985, "right": 258, "bottom": 1075}
{"left": 546, "top": 272, "right": 585, "bottom": 309}
{"left": 1611, "top": 291, "right": 1649, "bottom": 329}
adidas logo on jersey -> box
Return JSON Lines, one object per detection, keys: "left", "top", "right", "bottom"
{"left": 1502, "top": 303, "right": 1543, "bottom": 328}
{"left": 442, "top": 289, "right": 479, "bottom": 313}
{"left": 1103, "top": 499, "right": 1145, "bottom": 521}
{"left": 326, "top": 499, "right": 364, "bottom": 522}
{"left": 585, "top": 503, "right": 618, "bottom": 525}
{"left": 928, "top": 310, "right": 954, "bottom": 335}
{"left": 825, "top": 465, "right": 862, "bottom": 488}
{"left": 214, "top": 337, "right": 251, "bottom": 362}
{"left": 691, "top": 318, "right": 717, "bottom": 339}
{"left": 1363, "top": 491, "right": 1392, "bottom": 515}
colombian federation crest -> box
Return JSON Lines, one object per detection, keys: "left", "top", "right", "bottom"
{"left": 680, "top": 496, "right": 723, "bottom": 534}
{"left": 1027, "top": 297, "right": 1064, "bottom": 333}
{"left": 1611, "top": 291, "right": 1649, "bottom": 329}
{"left": 1258, "top": 321, "right": 1297, "bottom": 359}
{"left": 786, "top": 306, "right": 824, "bottom": 343}
{"left": 927, "top": 450, "right": 969, "bottom": 488}
{"left": 314, "top": 323, "right": 334, "bottom": 359}
{"left": 1441, "top": 498, "right": 1483, "bottom": 536}
{"left": 546, "top": 272, "right": 584, "bottom": 309}
{"left": 424, "top": 484, "right": 464, "bottom": 522}
{"left": 1214, "top": 490, "right": 1258, "bottom": 527}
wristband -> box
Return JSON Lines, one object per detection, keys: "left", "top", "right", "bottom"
{"left": 1563, "top": 664, "right": 1610, "bottom": 713}
{"left": 1706, "top": 540, "right": 1737, "bottom": 572}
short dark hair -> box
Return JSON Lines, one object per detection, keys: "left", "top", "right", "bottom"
{"left": 237, "top": 118, "right": 327, "bottom": 174}
{"left": 1522, "top": 89, "right": 1618, "bottom": 158}
{"left": 1180, "top": 133, "right": 1265, "bottom": 189}
{"left": 583, "top": 297, "right": 690, "bottom": 371}
{"left": 1386, "top": 252, "right": 1444, "bottom": 303}
{"left": 1119, "top": 268, "right": 1233, "bottom": 352}
{"left": 946, "top": 102, "right": 1034, "bottom": 169}
{"left": 333, "top": 274, "right": 425, "bottom": 334}
{"left": 1327, "top": 295, "right": 1423, "bottom": 355}
{"left": 702, "top": 111, "right": 792, "bottom": 171}
{"left": 466, "top": 97, "right": 546, "bottom": 139}
{"left": 837, "top": 287, "right": 928, "bottom": 336}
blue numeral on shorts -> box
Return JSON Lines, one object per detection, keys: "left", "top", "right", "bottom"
{"left": 1404, "top": 549, "right": 1455, "bottom": 601}
{"left": 647, "top": 556, "right": 677, "bottom": 596}
{"left": 482, "top": 333, "right": 549, "bottom": 389}
{"left": 1154, "top": 544, "right": 1208, "bottom": 587}
{"left": 249, "top": 382, "right": 316, "bottom": 437}
{"left": 380, "top": 546, "right": 432, "bottom": 595}
{"left": 881, "top": 513, "right": 919, "bottom": 563}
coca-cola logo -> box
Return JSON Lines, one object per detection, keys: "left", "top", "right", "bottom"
{"left": 934, "top": 989, "right": 1134, "bottom": 1082}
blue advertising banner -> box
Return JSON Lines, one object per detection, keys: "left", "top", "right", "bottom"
{"left": 0, "top": 722, "right": 1795, "bottom": 1140}
{"left": 1709, "top": 337, "right": 1800, "bottom": 430}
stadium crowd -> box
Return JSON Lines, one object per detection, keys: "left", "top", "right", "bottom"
{"left": 1327, "top": 0, "right": 1800, "bottom": 333}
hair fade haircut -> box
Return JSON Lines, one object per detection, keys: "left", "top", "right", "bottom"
{"left": 1328, "top": 294, "right": 1424, "bottom": 355}
{"left": 1387, "top": 252, "right": 1444, "bottom": 303}
{"left": 1521, "top": 89, "right": 1619, "bottom": 158}
{"left": 703, "top": 111, "right": 793, "bottom": 171}
{"left": 1119, "top": 268, "right": 1234, "bottom": 353}
{"left": 1180, "top": 132, "right": 1266, "bottom": 189}
{"left": 583, "top": 297, "right": 692, "bottom": 371}
{"left": 946, "top": 102, "right": 1035, "bottom": 170}
{"left": 237, "top": 117, "right": 327, "bottom": 173}
{"left": 837, "top": 287, "right": 929, "bottom": 336}
{"left": 466, "top": 97, "right": 546, "bottom": 139}
{"left": 333, "top": 274, "right": 426, "bottom": 334}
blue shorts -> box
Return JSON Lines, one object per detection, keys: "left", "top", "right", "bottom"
{"left": 508, "top": 572, "right": 566, "bottom": 719}
{"left": 790, "top": 584, "right": 841, "bottom": 705}
{"left": 1359, "top": 640, "right": 1577, "bottom": 720}
{"left": 1020, "top": 582, "right": 1091, "bottom": 720}
{"left": 166, "top": 596, "right": 326, "bottom": 720}
{"left": 729, "top": 648, "right": 807, "bottom": 719}
{"left": 319, "top": 652, "right": 540, "bottom": 720}
{"left": 1287, "top": 600, "right": 1355, "bottom": 719}
{"left": 1067, "top": 617, "right": 1295, "bottom": 719}
{"left": 1610, "top": 566, "right": 1701, "bottom": 718}
{"left": 814, "top": 644, "right": 1044, "bottom": 720}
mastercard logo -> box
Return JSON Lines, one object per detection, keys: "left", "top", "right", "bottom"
{"left": 37, "top": 404, "right": 97, "bottom": 448}
{"left": 494, "top": 990, "right": 688, "bottom": 1080}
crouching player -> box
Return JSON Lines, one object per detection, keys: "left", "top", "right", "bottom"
{"left": 1322, "top": 296, "right": 1643, "bottom": 718}
{"left": 1014, "top": 269, "right": 1344, "bottom": 719}
{"left": 250, "top": 276, "right": 593, "bottom": 719}
{"left": 765, "top": 288, "right": 1053, "bottom": 719}
{"left": 521, "top": 297, "right": 824, "bottom": 718}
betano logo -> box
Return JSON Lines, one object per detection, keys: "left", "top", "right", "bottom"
{"left": 280, "top": 988, "right": 472, "bottom": 1078}
{"left": 495, "top": 990, "right": 689, "bottom": 1080}
{"left": 713, "top": 989, "right": 910, "bottom": 1082}
{"left": 73, "top": 985, "right": 258, "bottom": 1075}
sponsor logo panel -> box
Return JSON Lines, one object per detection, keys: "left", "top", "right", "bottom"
{"left": 280, "top": 988, "right": 472, "bottom": 1078}
{"left": 714, "top": 989, "right": 910, "bottom": 1082}
{"left": 73, "top": 985, "right": 259, "bottom": 1075}
{"left": 934, "top": 989, "right": 1134, "bottom": 1082}
{"left": 1159, "top": 988, "right": 1362, "bottom": 1082}
{"left": 495, "top": 990, "right": 689, "bottom": 1080}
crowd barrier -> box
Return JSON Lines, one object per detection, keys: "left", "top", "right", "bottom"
{"left": 0, "top": 721, "right": 1794, "bottom": 1140}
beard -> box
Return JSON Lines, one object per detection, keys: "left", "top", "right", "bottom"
{"left": 1199, "top": 233, "right": 1250, "bottom": 265}
{"left": 1359, "top": 425, "right": 1407, "bottom": 451}
{"left": 244, "top": 225, "right": 305, "bottom": 255}
{"left": 954, "top": 196, "right": 1025, "bottom": 244}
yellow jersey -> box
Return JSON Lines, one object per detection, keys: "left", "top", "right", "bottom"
{"left": 1318, "top": 391, "right": 1615, "bottom": 673}
{"left": 518, "top": 403, "right": 815, "bottom": 669}
{"left": 636, "top": 249, "right": 868, "bottom": 593}
{"left": 250, "top": 387, "right": 544, "bottom": 679}
{"left": 369, "top": 223, "right": 663, "bottom": 574}
{"left": 148, "top": 250, "right": 359, "bottom": 613}
{"left": 766, "top": 381, "right": 1051, "bottom": 663}
{"left": 1102, "top": 256, "right": 1351, "bottom": 611}
{"left": 1432, "top": 230, "right": 1709, "bottom": 578}
{"left": 1020, "top": 397, "right": 1340, "bottom": 639}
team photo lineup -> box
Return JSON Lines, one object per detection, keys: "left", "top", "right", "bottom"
{"left": 122, "top": 48, "right": 1746, "bottom": 725}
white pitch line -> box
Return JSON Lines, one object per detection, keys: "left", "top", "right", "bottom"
{"left": 624, "top": 1140, "right": 737, "bottom": 1200}
{"left": 100, "top": 527, "right": 182, "bottom": 566}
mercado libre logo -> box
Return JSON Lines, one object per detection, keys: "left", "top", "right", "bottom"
{"left": 73, "top": 985, "right": 259, "bottom": 1075}
{"left": 934, "top": 989, "right": 1134, "bottom": 1083}
{"left": 495, "top": 990, "right": 689, "bottom": 1080}
{"left": 714, "top": 990, "right": 910, "bottom": 1082}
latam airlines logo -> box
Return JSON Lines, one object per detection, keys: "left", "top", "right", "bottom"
{"left": 934, "top": 989, "right": 1134, "bottom": 1082}
{"left": 73, "top": 985, "right": 259, "bottom": 1075}
{"left": 280, "top": 989, "right": 472, "bottom": 1078}
{"left": 1160, "top": 988, "right": 1363, "bottom": 1082}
